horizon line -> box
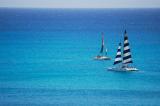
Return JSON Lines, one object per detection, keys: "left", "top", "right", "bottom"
{"left": 1, "top": 7, "right": 160, "bottom": 9}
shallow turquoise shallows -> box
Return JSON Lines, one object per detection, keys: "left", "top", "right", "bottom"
{"left": 0, "top": 8, "right": 160, "bottom": 105}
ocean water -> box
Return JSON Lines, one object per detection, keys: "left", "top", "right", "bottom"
{"left": 0, "top": 8, "right": 160, "bottom": 105}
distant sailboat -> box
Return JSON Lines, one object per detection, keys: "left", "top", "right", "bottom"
{"left": 94, "top": 33, "right": 111, "bottom": 60}
{"left": 108, "top": 30, "right": 138, "bottom": 71}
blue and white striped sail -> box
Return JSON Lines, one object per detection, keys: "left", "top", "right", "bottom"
{"left": 123, "top": 30, "right": 133, "bottom": 64}
{"left": 109, "top": 30, "right": 138, "bottom": 71}
{"left": 114, "top": 43, "right": 122, "bottom": 65}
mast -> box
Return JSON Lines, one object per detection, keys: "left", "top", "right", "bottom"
{"left": 114, "top": 43, "right": 122, "bottom": 65}
{"left": 100, "top": 32, "right": 104, "bottom": 54}
{"left": 123, "top": 30, "right": 133, "bottom": 64}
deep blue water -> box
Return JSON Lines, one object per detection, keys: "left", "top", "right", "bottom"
{"left": 0, "top": 8, "right": 160, "bottom": 105}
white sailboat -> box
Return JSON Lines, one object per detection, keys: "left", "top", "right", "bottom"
{"left": 108, "top": 30, "right": 138, "bottom": 72}
{"left": 94, "top": 33, "right": 111, "bottom": 60}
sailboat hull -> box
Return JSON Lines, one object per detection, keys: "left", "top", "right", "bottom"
{"left": 108, "top": 67, "right": 138, "bottom": 72}
{"left": 94, "top": 56, "right": 111, "bottom": 60}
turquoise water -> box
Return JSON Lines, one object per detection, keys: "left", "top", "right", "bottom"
{"left": 0, "top": 8, "right": 160, "bottom": 105}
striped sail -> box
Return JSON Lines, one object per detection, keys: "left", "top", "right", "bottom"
{"left": 123, "top": 30, "right": 133, "bottom": 64}
{"left": 114, "top": 43, "right": 122, "bottom": 65}
{"left": 100, "top": 33, "right": 105, "bottom": 53}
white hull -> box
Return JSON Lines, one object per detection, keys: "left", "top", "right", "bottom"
{"left": 108, "top": 67, "right": 138, "bottom": 72}
{"left": 94, "top": 56, "right": 111, "bottom": 60}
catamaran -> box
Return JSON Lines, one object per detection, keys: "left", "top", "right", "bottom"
{"left": 94, "top": 33, "right": 111, "bottom": 60}
{"left": 108, "top": 30, "right": 138, "bottom": 72}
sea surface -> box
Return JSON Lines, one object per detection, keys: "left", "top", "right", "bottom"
{"left": 0, "top": 8, "right": 160, "bottom": 106}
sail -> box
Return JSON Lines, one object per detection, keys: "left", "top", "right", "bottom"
{"left": 123, "top": 30, "right": 133, "bottom": 64}
{"left": 100, "top": 33, "right": 104, "bottom": 53}
{"left": 105, "top": 48, "right": 108, "bottom": 55}
{"left": 114, "top": 43, "right": 122, "bottom": 65}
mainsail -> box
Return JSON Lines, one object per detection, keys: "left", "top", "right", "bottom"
{"left": 114, "top": 43, "right": 122, "bottom": 65}
{"left": 123, "top": 30, "right": 133, "bottom": 64}
{"left": 100, "top": 33, "right": 104, "bottom": 53}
